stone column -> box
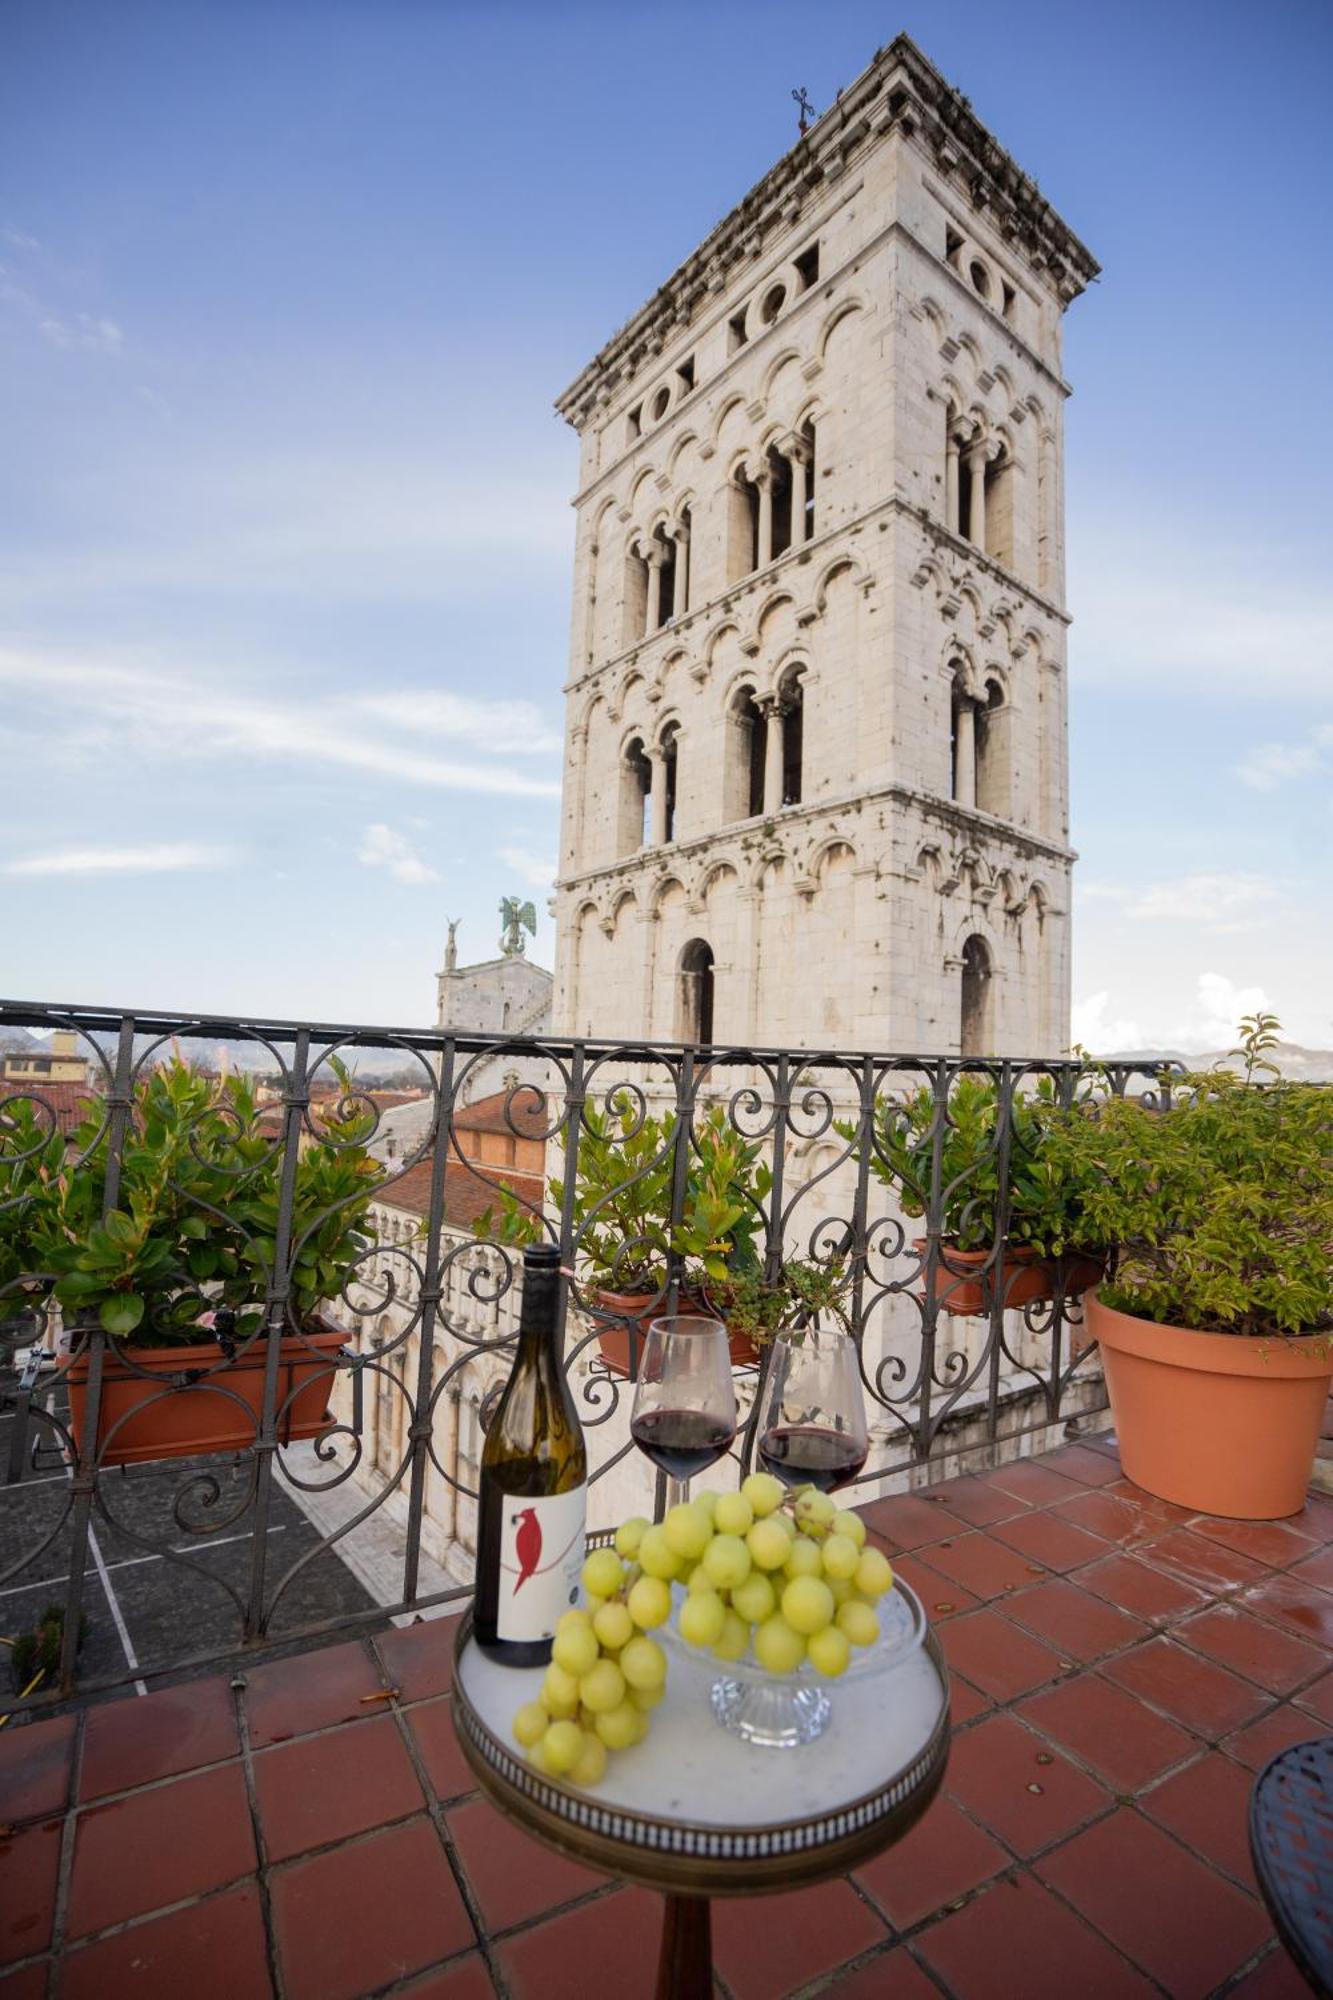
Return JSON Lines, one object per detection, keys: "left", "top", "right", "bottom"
{"left": 649, "top": 747, "right": 668, "bottom": 845}
{"left": 966, "top": 443, "right": 989, "bottom": 550}
{"left": 945, "top": 434, "right": 960, "bottom": 532}
{"left": 674, "top": 524, "right": 690, "bottom": 615}
{"left": 954, "top": 700, "right": 977, "bottom": 808}
{"left": 761, "top": 697, "right": 787, "bottom": 814}
{"left": 755, "top": 467, "right": 775, "bottom": 569}
{"left": 644, "top": 544, "right": 665, "bottom": 633}
{"left": 789, "top": 442, "right": 810, "bottom": 543}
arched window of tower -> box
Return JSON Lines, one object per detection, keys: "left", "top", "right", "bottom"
{"left": 766, "top": 444, "right": 794, "bottom": 560}
{"left": 960, "top": 934, "right": 993, "bottom": 1058}
{"left": 778, "top": 668, "right": 805, "bottom": 807}
{"left": 975, "top": 678, "right": 1010, "bottom": 819}
{"left": 619, "top": 735, "right": 652, "bottom": 855}
{"left": 984, "top": 448, "right": 1015, "bottom": 571}
{"left": 728, "top": 465, "right": 761, "bottom": 581}
{"left": 678, "top": 938, "right": 715, "bottom": 1045}
{"left": 660, "top": 722, "right": 680, "bottom": 844}
{"left": 624, "top": 543, "right": 649, "bottom": 645}
{"left": 950, "top": 675, "right": 977, "bottom": 809}
{"left": 725, "top": 686, "right": 766, "bottom": 822}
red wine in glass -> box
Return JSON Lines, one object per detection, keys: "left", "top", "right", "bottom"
{"left": 631, "top": 1407, "right": 737, "bottom": 1480}
{"left": 757, "top": 1422, "right": 867, "bottom": 1492}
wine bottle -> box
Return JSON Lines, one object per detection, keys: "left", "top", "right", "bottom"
{"left": 474, "top": 1242, "right": 587, "bottom": 1665}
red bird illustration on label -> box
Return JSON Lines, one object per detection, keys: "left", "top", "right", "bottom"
{"left": 511, "top": 1507, "right": 543, "bottom": 1594}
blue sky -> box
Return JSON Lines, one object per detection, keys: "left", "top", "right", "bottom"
{"left": 2, "top": 0, "right": 1329, "bottom": 1049}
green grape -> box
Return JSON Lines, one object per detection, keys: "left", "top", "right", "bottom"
{"left": 820, "top": 1533, "right": 860, "bottom": 1580}
{"left": 615, "top": 1516, "right": 651, "bottom": 1559}
{"left": 702, "top": 1532, "right": 752, "bottom": 1590}
{"left": 527, "top": 1737, "right": 554, "bottom": 1775}
{"left": 807, "top": 1625, "right": 851, "bottom": 1678}
{"left": 678, "top": 1589, "right": 728, "bottom": 1648}
{"left": 686, "top": 1564, "right": 717, "bottom": 1595}
{"left": 638, "top": 1526, "right": 683, "bottom": 1580}
{"left": 837, "top": 1599, "right": 880, "bottom": 1648}
{"left": 513, "top": 1701, "right": 549, "bottom": 1747}
{"left": 620, "top": 1634, "right": 668, "bottom": 1691}
{"left": 662, "top": 1502, "right": 713, "bottom": 1559}
{"left": 730, "top": 1569, "right": 777, "bottom": 1624}
{"left": 827, "top": 1576, "right": 854, "bottom": 1606}
{"left": 781, "top": 1575, "right": 836, "bottom": 1636}
{"left": 783, "top": 1536, "right": 823, "bottom": 1579}
{"left": 831, "top": 1509, "right": 867, "bottom": 1549}
{"left": 592, "top": 1599, "right": 635, "bottom": 1651}
{"left": 741, "top": 1471, "right": 786, "bottom": 1517}
{"left": 712, "top": 1609, "right": 751, "bottom": 1662}
{"left": 542, "top": 1720, "right": 585, "bottom": 1773}
{"left": 793, "top": 1485, "right": 837, "bottom": 1529}
{"left": 579, "top": 1658, "right": 627, "bottom": 1713}
{"left": 552, "top": 1622, "right": 601, "bottom": 1677}
{"left": 570, "top": 1731, "right": 608, "bottom": 1787}
{"left": 629, "top": 1683, "right": 664, "bottom": 1711}
{"left": 754, "top": 1614, "right": 805, "bottom": 1674}
{"left": 746, "top": 1518, "right": 791, "bottom": 1571}
{"left": 693, "top": 1487, "right": 720, "bottom": 1519}
{"left": 557, "top": 1607, "right": 593, "bottom": 1633}
{"left": 627, "top": 1574, "right": 672, "bottom": 1629}
{"left": 542, "top": 1663, "right": 581, "bottom": 1718}
{"left": 582, "top": 1548, "right": 626, "bottom": 1599}
{"left": 594, "top": 1699, "right": 642, "bottom": 1750}
{"left": 854, "top": 1548, "right": 894, "bottom": 1598}
{"left": 713, "top": 1489, "right": 754, "bottom": 1535}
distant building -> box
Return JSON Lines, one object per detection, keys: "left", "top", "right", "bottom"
{"left": 435, "top": 913, "right": 552, "bottom": 1105}
{"left": 2, "top": 1030, "right": 91, "bottom": 1087}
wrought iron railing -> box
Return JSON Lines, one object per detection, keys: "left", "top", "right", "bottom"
{"left": 0, "top": 999, "right": 1177, "bottom": 1709}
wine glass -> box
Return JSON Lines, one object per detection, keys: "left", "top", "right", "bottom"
{"left": 756, "top": 1324, "right": 869, "bottom": 1493}
{"left": 630, "top": 1316, "right": 738, "bottom": 1487}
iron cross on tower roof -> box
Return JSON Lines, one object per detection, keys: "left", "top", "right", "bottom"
{"left": 792, "top": 87, "right": 814, "bottom": 136}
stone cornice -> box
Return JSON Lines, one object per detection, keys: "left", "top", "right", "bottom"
{"left": 554, "top": 34, "right": 1099, "bottom": 431}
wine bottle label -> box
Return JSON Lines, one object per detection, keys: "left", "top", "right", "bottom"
{"left": 494, "top": 1484, "right": 587, "bottom": 1643}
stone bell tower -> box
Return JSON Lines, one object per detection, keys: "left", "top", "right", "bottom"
{"left": 552, "top": 35, "right": 1098, "bottom": 1056}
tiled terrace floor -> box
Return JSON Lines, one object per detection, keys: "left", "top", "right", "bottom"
{"left": 3, "top": 1437, "right": 1331, "bottom": 1999}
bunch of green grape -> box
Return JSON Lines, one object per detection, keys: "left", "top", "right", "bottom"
{"left": 509, "top": 1474, "right": 892, "bottom": 1787}
{"left": 510, "top": 1543, "right": 671, "bottom": 1788}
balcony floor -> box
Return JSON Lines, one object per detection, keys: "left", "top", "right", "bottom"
{"left": 3, "top": 1437, "right": 1331, "bottom": 1999}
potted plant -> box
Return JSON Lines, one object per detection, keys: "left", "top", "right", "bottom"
{"left": 1044, "top": 1015, "right": 1333, "bottom": 1519}
{"left": 0, "top": 1056, "right": 384, "bottom": 1466}
{"left": 849, "top": 1075, "right": 1103, "bottom": 1317}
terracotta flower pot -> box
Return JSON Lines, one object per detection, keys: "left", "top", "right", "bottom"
{"left": 1086, "top": 1290, "right": 1333, "bottom": 1520}
{"left": 911, "top": 1239, "right": 1052, "bottom": 1318}
{"left": 592, "top": 1288, "right": 758, "bottom": 1378}
{"left": 61, "top": 1324, "right": 348, "bottom": 1468}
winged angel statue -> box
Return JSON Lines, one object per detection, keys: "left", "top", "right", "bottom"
{"left": 499, "top": 896, "right": 536, "bottom": 957}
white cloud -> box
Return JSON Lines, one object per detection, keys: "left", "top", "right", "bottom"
{"left": 39, "top": 311, "right": 123, "bottom": 354}
{"left": 1071, "top": 973, "right": 1271, "bottom": 1056}
{"left": 4, "top": 842, "right": 233, "bottom": 878}
{"left": 1192, "top": 972, "right": 1268, "bottom": 1049}
{"left": 2, "top": 226, "right": 40, "bottom": 252}
{"left": 1070, "top": 992, "right": 1143, "bottom": 1052}
{"left": 496, "top": 844, "right": 556, "bottom": 889}
{"left": 1235, "top": 723, "right": 1333, "bottom": 791}
{"left": 355, "top": 691, "right": 562, "bottom": 757}
{"left": 357, "top": 824, "right": 439, "bottom": 885}
{"left": 1077, "top": 872, "right": 1282, "bottom": 933}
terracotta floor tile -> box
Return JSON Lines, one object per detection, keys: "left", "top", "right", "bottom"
{"left": 918, "top": 1474, "right": 1029, "bottom": 1527}
{"left": 497, "top": 1887, "right": 658, "bottom": 2000}
{"left": 0, "top": 1713, "right": 75, "bottom": 1825}
{"left": 1288, "top": 1545, "right": 1333, "bottom": 1592}
{"left": 1221, "top": 1703, "right": 1325, "bottom": 1772}
{"left": 822, "top": 1946, "right": 943, "bottom": 1997}
{"left": 989, "top": 1509, "right": 1111, "bottom": 1575}
{"left": 1239, "top": 1572, "right": 1333, "bottom": 1649}
{"left": 853, "top": 1794, "right": 1007, "bottom": 1928}
{"left": 1104, "top": 1637, "right": 1269, "bottom": 1738}
{"left": 712, "top": 1876, "right": 888, "bottom": 2000}
{"left": 1078, "top": 1550, "right": 1209, "bottom": 1624}
{"left": 81, "top": 1678, "right": 239, "bottom": 1800}
{"left": 1139, "top": 1751, "right": 1261, "bottom": 1891}
{"left": 60, "top": 1883, "right": 272, "bottom": 2000}
{"left": 1225, "top": 1942, "right": 1320, "bottom": 1998}
{"left": 396, "top": 1957, "right": 498, "bottom": 1999}
{"left": 1293, "top": 1668, "right": 1333, "bottom": 1726}
{"left": 945, "top": 1712, "right": 1111, "bottom": 1857}
{"left": 0, "top": 1964, "right": 48, "bottom": 1999}
{"left": 920, "top": 1532, "right": 1046, "bottom": 1602}
{"left": 916, "top": 1870, "right": 1155, "bottom": 1999}
{"left": 859, "top": 1491, "right": 967, "bottom": 1550}
{"left": 0, "top": 1820, "right": 60, "bottom": 1964}
{"left": 271, "top": 1817, "right": 474, "bottom": 2000}
{"left": 1056, "top": 1488, "right": 1170, "bottom": 1550}
{"left": 1004, "top": 1577, "right": 1149, "bottom": 1662}
{"left": 66, "top": 1760, "right": 255, "bottom": 1939}
{"left": 888, "top": 1551, "right": 981, "bottom": 1621}
{"left": 1105, "top": 1476, "right": 1195, "bottom": 1524}
{"left": 446, "top": 1794, "right": 607, "bottom": 1933}
{"left": 941, "top": 1609, "right": 1065, "bottom": 1702}
{"left": 1018, "top": 1674, "right": 1198, "bottom": 1792}
{"left": 1189, "top": 1515, "right": 1321, "bottom": 1571}
{"left": 950, "top": 1674, "right": 993, "bottom": 1727}
{"left": 405, "top": 1696, "right": 476, "bottom": 1803}
{"left": 254, "top": 1713, "right": 425, "bottom": 1863}
{"left": 1144, "top": 1528, "right": 1272, "bottom": 1596}
{"left": 245, "top": 1638, "right": 386, "bottom": 1748}
{"left": 1175, "top": 1603, "right": 1329, "bottom": 1696}
{"left": 983, "top": 1459, "right": 1083, "bottom": 1506}
{"left": 1036, "top": 1441, "right": 1124, "bottom": 1487}
{"left": 375, "top": 1616, "right": 460, "bottom": 1703}
{"left": 1035, "top": 1806, "right": 1270, "bottom": 1997}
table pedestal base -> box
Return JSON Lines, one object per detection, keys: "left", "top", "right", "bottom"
{"left": 656, "top": 1892, "right": 712, "bottom": 2000}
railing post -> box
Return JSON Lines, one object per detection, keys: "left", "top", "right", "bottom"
{"left": 399, "top": 1038, "right": 456, "bottom": 1608}
{"left": 985, "top": 1062, "right": 1017, "bottom": 1442}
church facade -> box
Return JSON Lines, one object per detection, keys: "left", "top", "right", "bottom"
{"left": 552, "top": 36, "right": 1097, "bottom": 1057}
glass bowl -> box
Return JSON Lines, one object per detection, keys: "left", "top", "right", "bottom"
{"left": 663, "top": 1575, "right": 927, "bottom": 1748}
